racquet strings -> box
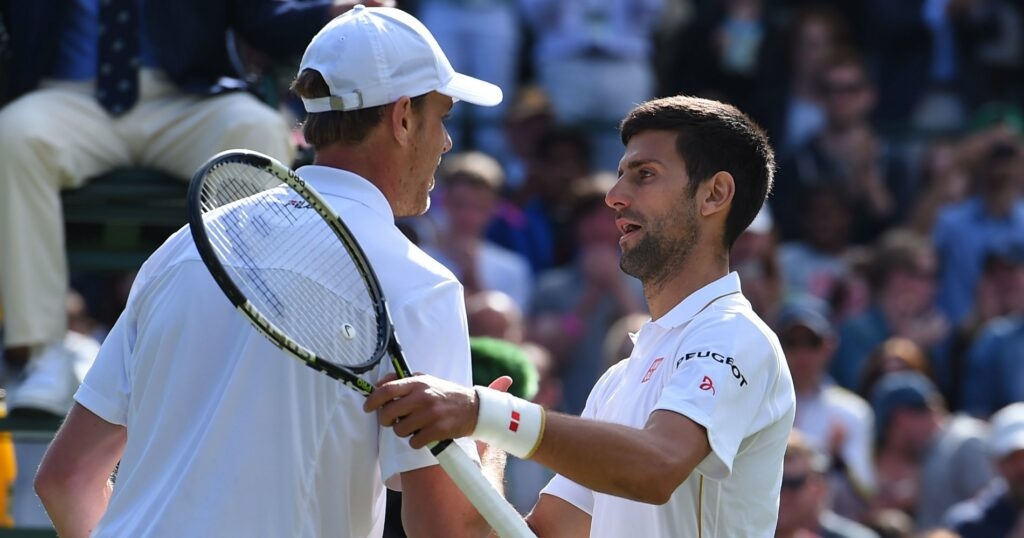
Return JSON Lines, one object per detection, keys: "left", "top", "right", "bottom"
{"left": 197, "top": 161, "right": 383, "bottom": 370}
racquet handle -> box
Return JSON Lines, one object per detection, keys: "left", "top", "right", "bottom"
{"left": 430, "top": 442, "right": 536, "bottom": 537}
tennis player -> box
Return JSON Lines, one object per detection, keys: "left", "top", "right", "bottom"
{"left": 366, "top": 95, "right": 797, "bottom": 537}
{"left": 35, "top": 7, "right": 504, "bottom": 537}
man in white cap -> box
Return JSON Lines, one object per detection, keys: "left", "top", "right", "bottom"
{"left": 34, "top": 7, "right": 504, "bottom": 537}
{"left": 946, "top": 402, "right": 1024, "bottom": 537}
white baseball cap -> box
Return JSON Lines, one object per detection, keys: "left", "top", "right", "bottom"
{"left": 989, "top": 402, "right": 1024, "bottom": 459}
{"left": 298, "top": 5, "right": 502, "bottom": 113}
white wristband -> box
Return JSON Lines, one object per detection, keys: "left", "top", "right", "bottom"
{"left": 472, "top": 387, "right": 546, "bottom": 459}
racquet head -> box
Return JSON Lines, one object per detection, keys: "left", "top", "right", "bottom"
{"left": 187, "top": 150, "right": 390, "bottom": 388}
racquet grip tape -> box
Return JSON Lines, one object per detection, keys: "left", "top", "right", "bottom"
{"left": 430, "top": 439, "right": 453, "bottom": 456}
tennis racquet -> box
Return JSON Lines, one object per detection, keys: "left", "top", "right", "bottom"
{"left": 187, "top": 149, "right": 534, "bottom": 538}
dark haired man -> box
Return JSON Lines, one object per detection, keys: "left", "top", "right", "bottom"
{"left": 367, "top": 95, "right": 796, "bottom": 536}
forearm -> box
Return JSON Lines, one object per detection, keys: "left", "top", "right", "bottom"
{"left": 38, "top": 474, "right": 113, "bottom": 538}
{"left": 476, "top": 440, "right": 508, "bottom": 496}
{"left": 400, "top": 464, "right": 492, "bottom": 538}
{"left": 35, "top": 404, "right": 127, "bottom": 538}
{"left": 528, "top": 412, "right": 694, "bottom": 504}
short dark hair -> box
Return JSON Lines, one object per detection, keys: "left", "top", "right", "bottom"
{"left": 619, "top": 95, "right": 775, "bottom": 248}
{"left": 290, "top": 69, "right": 426, "bottom": 150}
{"left": 864, "top": 229, "right": 934, "bottom": 294}
{"left": 534, "top": 125, "right": 592, "bottom": 167}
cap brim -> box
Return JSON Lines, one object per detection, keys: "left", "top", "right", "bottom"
{"left": 439, "top": 72, "right": 503, "bottom": 107}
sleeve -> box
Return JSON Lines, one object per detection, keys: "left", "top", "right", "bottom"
{"left": 378, "top": 279, "right": 480, "bottom": 487}
{"left": 654, "top": 316, "right": 780, "bottom": 480}
{"left": 538, "top": 362, "right": 627, "bottom": 512}
{"left": 73, "top": 296, "right": 138, "bottom": 426}
{"left": 539, "top": 474, "right": 594, "bottom": 516}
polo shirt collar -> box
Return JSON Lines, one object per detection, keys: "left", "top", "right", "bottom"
{"left": 295, "top": 165, "right": 395, "bottom": 221}
{"left": 651, "top": 272, "right": 743, "bottom": 329}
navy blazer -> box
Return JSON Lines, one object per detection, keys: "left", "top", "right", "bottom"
{"left": 0, "top": 0, "right": 331, "bottom": 104}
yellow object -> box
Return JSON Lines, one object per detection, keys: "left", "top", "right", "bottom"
{"left": 0, "top": 390, "right": 17, "bottom": 527}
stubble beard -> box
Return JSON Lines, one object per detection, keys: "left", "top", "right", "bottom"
{"left": 619, "top": 205, "right": 699, "bottom": 289}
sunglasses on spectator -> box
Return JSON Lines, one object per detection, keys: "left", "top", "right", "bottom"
{"left": 781, "top": 474, "right": 811, "bottom": 491}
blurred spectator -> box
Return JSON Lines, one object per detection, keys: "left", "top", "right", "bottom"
{"left": 518, "top": 0, "right": 663, "bottom": 172}
{"left": 908, "top": 139, "right": 973, "bottom": 235}
{"left": 486, "top": 125, "right": 593, "bottom": 274}
{"left": 933, "top": 136, "right": 1024, "bottom": 326}
{"left": 5, "top": 290, "right": 100, "bottom": 529}
{"left": 777, "top": 297, "right": 876, "bottom": 519}
{"left": 777, "top": 186, "right": 856, "bottom": 311}
{"left": 775, "top": 430, "right": 879, "bottom": 538}
{"left": 417, "top": 0, "right": 521, "bottom": 166}
{"left": 858, "top": 337, "right": 934, "bottom": 401}
{"left": 831, "top": 230, "right": 949, "bottom": 394}
{"left": 600, "top": 312, "right": 648, "bottom": 374}
{"left": 861, "top": 0, "right": 990, "bottom": 128}
{"left": 501, "top": 85, "right": 555, "bottom": 191}
{"left": 945, "top": 402, "right": 1024, "bottom": 538}
{"left": 668, "top": 0, "right": 782, "bottom": 119}
{"left": 466, "top": 290, "right": 525, "bottom": 344}
{"left": 0, "top": 0, "right": 354, "bottom": 373}
{"left": 862, "top": 508, "right": 915, "bottom": 538}
{"left": 731, "top": 204, "right": 784, "bottom": 323}
{"left": 870, "top": 372, "right": 992, "bottom": 531}
{"left": 528, "top": 179, "right": 645, "bottom": 414}
{"left": 758, "top": 4, "right": 853, "bottom": 156}
{"left": 468, "top": 336, "right": 539, "bottom": 401}
{"left": 425, "top": 151, "right": 533, "bottom": 310}
{"left": 773, "top": 49, "right": 909, "bottom": 245}
{"left": 959, "top": 242, "right": 1024, "bottom": 418}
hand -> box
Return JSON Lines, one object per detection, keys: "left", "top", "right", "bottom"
{"left": 364, "top": 375, "right": 513, "bottom": 449}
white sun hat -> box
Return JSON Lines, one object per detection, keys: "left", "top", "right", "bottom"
{"left": 298, "top": 5, "right": 503, "bottom": 112}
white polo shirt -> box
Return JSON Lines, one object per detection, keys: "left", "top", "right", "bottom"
{"left": 542, "top": 272, "right": 796, "bottom": 538}
{"left": 75, "top": 166, "right": 477, "bottom": 538}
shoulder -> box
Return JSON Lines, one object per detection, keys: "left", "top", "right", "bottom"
{"left": 674, "top": 298, "right": 789, "bottom": 389}
{"left": 822, "top": 386, "right": 872, "bottom": 417}
{"left": 692, "top": 298, "right": 782, "bottom": 356}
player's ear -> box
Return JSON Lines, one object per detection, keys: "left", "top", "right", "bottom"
{"left": 389, "top": 96, "right": 414, "bottom": 146}
{"left": 699, "top": 171, "right": 734, "bottom": 217}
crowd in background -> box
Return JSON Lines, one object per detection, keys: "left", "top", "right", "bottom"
{"left": 2, "top": 0, "right": 1024, "bottom": 536}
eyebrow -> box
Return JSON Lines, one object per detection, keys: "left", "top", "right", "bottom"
{"left": 618, "top": 158, "right": 664, "bottom": 176}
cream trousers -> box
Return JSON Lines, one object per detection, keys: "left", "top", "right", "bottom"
{"left": 0, "top": 70, "right": 295, "bottom": 348}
